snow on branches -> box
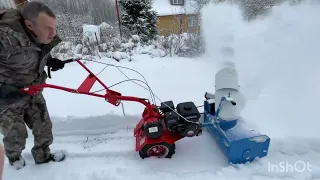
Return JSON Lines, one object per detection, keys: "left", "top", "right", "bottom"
{"left": 119, "top": 0, "right": 158, "bottom": 43}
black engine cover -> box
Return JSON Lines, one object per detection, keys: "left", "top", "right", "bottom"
{"left": 176, "top": 102, "right": 201, "bottom": 121}
{"left": 159, "top": 101, "right": 175, "bottom": 113}
{"left": 164, "top": 111, "right": 180, "bottom": 131}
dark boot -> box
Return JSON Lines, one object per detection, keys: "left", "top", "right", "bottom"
{"left": 35, "top": 152, "right": 66, "bottom": 164}
{"left": 9, "top": 156, "right": 26, "bottom": 170}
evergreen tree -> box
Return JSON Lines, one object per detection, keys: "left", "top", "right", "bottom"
{"left": 119, "top": 0, "right": 158, "bottom": 43}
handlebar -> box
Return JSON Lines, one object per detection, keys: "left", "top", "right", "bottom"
{"left": 62, "top": 59, "right": 75, "bottom": 64}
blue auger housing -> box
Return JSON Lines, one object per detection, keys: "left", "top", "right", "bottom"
{"left": 201, "top": 95, "right": 271, "bottom": 164}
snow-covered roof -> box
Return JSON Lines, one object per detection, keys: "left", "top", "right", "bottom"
{"left": 152, "top": 0, "right": 197, "bottom": 16}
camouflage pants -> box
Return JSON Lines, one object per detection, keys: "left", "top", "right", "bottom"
{"left": 0, "top": 93, "right": 53, "bottom": 164}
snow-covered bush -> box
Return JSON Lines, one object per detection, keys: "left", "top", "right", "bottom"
{"left": 51, "top": 22, "right": 203, "bottom": 61}
{"left": 56, "top": 13, "right": 93, "bottom": 44}
{"left": 81, "top": 24, "right": 101, "bottom": 56}
{"left": 154, "top": 33, "right": 203, "bottom": 57}
{"left": 98, "top": 22, "right": 122, "bottom": 53}
{"left": 99, "top": 22, "right": 118, "bottom": 40}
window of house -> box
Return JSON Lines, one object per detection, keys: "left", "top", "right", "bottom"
{"left": 172, "top": 0, "right": 184, "bottom": 5}
{"left": 188, "top": 16, "right": 197, "bottom": 27}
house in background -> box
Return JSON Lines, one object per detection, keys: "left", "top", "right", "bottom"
{"left": 152, "top": 0, "right": 200, "bottom": 36}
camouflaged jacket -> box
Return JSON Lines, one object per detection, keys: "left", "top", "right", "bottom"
{"left": 0, "top": 9, "right": 61, "bottom": 87}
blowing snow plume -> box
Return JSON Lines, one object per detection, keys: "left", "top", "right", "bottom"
{"left": 201, "top": 1, "right": 320, "bottom": 138}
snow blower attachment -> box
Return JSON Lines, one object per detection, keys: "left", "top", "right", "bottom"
{"left": 201, "top": 67, "right": 271, "bottom": 164}
{"left": 20, "top": 59, "right": 202, "bottom": 159}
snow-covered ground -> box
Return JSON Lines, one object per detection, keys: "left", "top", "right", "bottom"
{"left": 3, "top": 1, "right": 320, "bottom": 179}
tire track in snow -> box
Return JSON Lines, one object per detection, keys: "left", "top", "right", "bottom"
{"left": 53, "top": 130, "right": 133, "bottom": 144}
{"left": 48, "top": 130, "right": 134, "bottom": 156}
{"left": 9, "top": 128, "right": 320, "bottom": 180}
{"left": 11, "top": 114, "right": 320, "bottom": 180}
{"left": 23, "top": 127, "right": 137, "bottom": 162}
{"left": 51, "top": 114, "right": 139, "bottom": 136}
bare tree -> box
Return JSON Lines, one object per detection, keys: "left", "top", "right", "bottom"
{"left": 32, "top": 0, "right": 119, "bottom": 40}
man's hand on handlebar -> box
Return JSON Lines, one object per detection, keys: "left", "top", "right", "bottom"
{"left": 47, "top": 57, "right": 74, "bottom": 71}
{"left": 0, "top": 84, "right": 25, "bottom": 105}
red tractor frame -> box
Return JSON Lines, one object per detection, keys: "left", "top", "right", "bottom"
{"left": 21, "top": 59, "right": 200, "bottom": 158}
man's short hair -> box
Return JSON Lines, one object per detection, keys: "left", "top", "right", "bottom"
{"left": 21, "top": 1, "right": 55, "bottom": 22}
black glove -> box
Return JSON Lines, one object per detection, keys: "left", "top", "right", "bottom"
{"left": 47, "top": 57, "right": 65, "bottom": 71}
{"left": 0, "top": 84, "right": 25, "bottom": 105}
{"left": 46, "top": 58, "right": 74, "bottom": 79}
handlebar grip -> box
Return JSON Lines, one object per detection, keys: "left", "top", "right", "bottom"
{"left": 63, "top": 59, "right": 74, "bottom": 64}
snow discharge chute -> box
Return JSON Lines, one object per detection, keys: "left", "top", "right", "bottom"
{"left": 203, "top": 66, "right": 270, "bottom": 164}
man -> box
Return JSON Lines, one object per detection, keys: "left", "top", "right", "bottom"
{"left": 0, "top": 2, "right": 67, "bottom": 169}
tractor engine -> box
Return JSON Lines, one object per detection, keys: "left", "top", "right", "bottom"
{"left": 160, "top": 101, "right": 201, "bottom": 137}
{"left": 135, "top": 101, "right": 202, "bottom": 159}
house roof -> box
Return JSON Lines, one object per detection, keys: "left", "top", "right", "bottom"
{"left": 152, "top": 0, "right": 197, "bottom": 16}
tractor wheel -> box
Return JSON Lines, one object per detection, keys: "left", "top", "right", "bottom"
{"left": 139, "top": 142, "right": 175, "bottom": 159}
